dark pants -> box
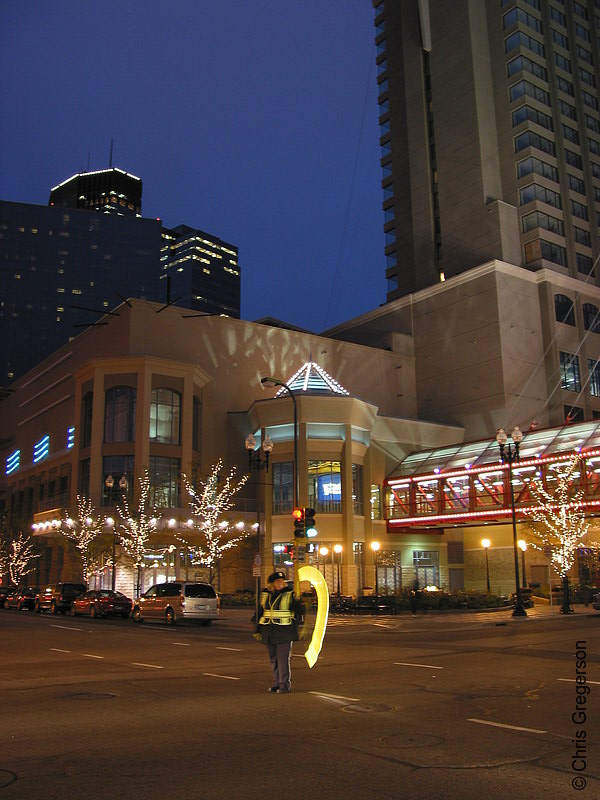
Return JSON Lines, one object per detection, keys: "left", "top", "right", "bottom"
{"left": 268, "top": 640, "right": 292, "bottom": 691}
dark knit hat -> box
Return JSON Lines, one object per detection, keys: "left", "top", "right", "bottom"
{"left": 268, "top": 570, "right": 287, "bottom": 583}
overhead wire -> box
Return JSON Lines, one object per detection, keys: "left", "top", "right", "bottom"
{"left": 322, "top": 46, "right": 375, "bottom": 331}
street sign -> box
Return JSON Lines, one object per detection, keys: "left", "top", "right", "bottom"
{"left": 253, "top": 553, "right": 262, "bottom": 566}
{"left": 252, "top": 566, "right": 261, "bottom": 577}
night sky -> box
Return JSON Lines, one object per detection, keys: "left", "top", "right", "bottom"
{"left": 0, "top": 0, "right": 384, "bottom": 333}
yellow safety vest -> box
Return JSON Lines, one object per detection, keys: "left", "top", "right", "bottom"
{"left": 259, "top": 589, "right": 295, "bottom": 625}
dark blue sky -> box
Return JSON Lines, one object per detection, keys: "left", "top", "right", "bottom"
{"left": 0, "top": 1, "right": 384, "bottom": 332}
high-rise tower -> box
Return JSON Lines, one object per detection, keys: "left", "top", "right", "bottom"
{"left": 49, "top": 168, "right": 142, "bottom": 217}
{"left": 374, "top": 0, "right": 600, "bottom": 300}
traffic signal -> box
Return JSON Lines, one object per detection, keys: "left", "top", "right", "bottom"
{"left": 304, "top": 507, "right": 317, "bottom": 537}
{"left": 293, "top": 507, "right": 305, "bottom": 537}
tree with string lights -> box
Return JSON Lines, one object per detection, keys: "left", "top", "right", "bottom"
{"left": 527, "top": 453, "right": 589, "bottom": 614}
{"left": 115, "top": 470, "right": 157, "bottom": 597}
{"left": 5, "top": 532, "right": 40, "bottom": 586}
{"left": 179, "top": 460, "right": 249, "bottom": 587}
{"left": 62, "top": 496, "right": 105, "bottom": 584}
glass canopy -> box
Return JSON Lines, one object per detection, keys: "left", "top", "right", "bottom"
{"left": 392, "top": 420, "right": 600, "bottom": 478}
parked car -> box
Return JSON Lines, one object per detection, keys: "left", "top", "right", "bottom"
{"left": 592, "top": 592, "right": 600, "bottom": 611}
{"left": 70, "top": 589, "right": 132, "bottom": 618}
{"left": 132, "top": 581, "right": 219, "bottom": 625}
{"left": 6, "top": 587, "right": 37, "bottom": 611}
{"left": 35, "top": 583, "right": 86, "bottom": 614}
{"left": 0, "top": 585, "right": 15, "bottom": 608}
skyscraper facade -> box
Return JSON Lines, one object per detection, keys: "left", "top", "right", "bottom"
{"left": 374, "top": 0, "right": 600, "bottom": 300}
{"left": 160, "top": 224, "right": 241, "bottom": 318}
{"left": 0, "top": 200, "right": 161, "bottom": 382}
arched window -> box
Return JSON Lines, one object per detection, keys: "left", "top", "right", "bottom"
{"left": 104, "top": 386, "right": 136, "bottom": 443}
{"left": 583, "top": 303, "right": 600, "bottom": 333}
{"left": 555, "top": 293, "right": 575, "bottom": 325}
{"left": 149, "top": 388, "right": 181, "bottom": 445}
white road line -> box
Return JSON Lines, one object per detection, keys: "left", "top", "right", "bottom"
{"left": 468, "top": 718, "right": 547, "bottom": 734}
{"left": 50, "top": 648, "right": 71, "bottom": 653}
{"left": 131, "top": 662, "right": 164, "bottom": 669}
{"left": 216, "top": 646, "right": 242, "bottom": 651}
{"left": 309, "top": 691, "right": 361, "bottom": 702}
{"left": 558, "top": 678, "right": 600, "bottom": 685}
{"left": 51, "top": 624, "right": 81, "bottom": 631}
{"left": 172, "top": 642, "right": 191, "bottom": 647}
{"left": 203, "top": 672, "right": 240, "bottom": 681}
{"left": 394, "top": 661, "right": 444, "bottom": 669}
{"left": 82, "top": 653, "right": 104, "bottom": 659}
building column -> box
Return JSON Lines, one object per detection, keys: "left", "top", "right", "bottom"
{"left": 89, "top": 366, "right": 105, "bottom": 509}
{"left": 135, "top": 362, "right": 152, "bottom": 496}
{"left": 341, "top": 424, "right": 354, "bottom": 596}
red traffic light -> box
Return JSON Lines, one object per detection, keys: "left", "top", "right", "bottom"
{"left": 292, "top": 508, "right": 304, "bottom": 522}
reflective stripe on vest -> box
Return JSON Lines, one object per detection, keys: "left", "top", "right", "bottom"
{"left": 259, "top": 589, "right": 294, "bottom": 625}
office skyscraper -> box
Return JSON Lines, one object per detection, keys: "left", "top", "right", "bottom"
{"left": 160, "top": 224, "right": 241, "bottom": 318}
{"left": 0, "top": 200, "right": 161, "bottom": 382}
{"left": 374, "top": 0, "right": 600, "bottom": 300}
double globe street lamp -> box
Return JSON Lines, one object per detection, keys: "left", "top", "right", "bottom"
{"left": 496, "top": 426, "right": 527, "bottom": 617}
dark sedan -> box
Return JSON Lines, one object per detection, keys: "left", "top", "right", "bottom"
{"left": 6, "top": 587, "right": 37, "bottom": 610}
{"left": 70, "top": 589, "right": 132, "bottom": 619}
{"left": 0, "top": 585, "right": 14, "bottom": 608}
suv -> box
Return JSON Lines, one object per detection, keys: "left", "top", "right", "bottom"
{"left": 132, "top": 582, "right": 219, "bottom": 625}
{"left": 35, "top": 583, "right": 86, "bottom": 614}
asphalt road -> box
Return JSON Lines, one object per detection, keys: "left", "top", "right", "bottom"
{"left": 0, "top": 605, "right": 598, "bottom": 800}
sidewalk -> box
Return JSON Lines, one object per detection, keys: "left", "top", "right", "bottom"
{"left": 217, "top": 602, "right": 600, "bottom": 630}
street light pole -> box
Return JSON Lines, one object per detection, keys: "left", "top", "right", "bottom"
{"left": 334, "top": 544, "right": 342, "bottom": 596}
{"left": 261, "top": 376, "right": 300, "bottom": 594}
{"left": 518, "top": 539, "right": 527, "bottom": 589}
{"left": 371, "top": 540, "right": 380, "bottom": 596}
{"left": 482, "top": 538, "right": 491, "bottom": 593}
{"left": 496, "top": 426, "right": 527, "bottom": 617}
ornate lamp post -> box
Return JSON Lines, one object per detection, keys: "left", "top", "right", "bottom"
{"left": 245, "top": 432, "right": 273, "bottom": 623}
{"left": 371, "top": 540, "right": 380, "bottom": 596}
{"left": 496, "top": 426, "right": 527, "bottom": 617}
{"left": 481, "top": 538, "right": 491, "bottom": 593}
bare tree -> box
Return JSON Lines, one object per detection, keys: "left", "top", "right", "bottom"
{"left": 115, "top": 470, "right": 157, "bottom": 597}
{"left": 527, "top": 454, "right": 589, "bottom": 613}
{"left": 62, "top": 496, "right": 105, "bottom": 583}
{"left": 179, "top": 460, "right": 249, "bottom": 586}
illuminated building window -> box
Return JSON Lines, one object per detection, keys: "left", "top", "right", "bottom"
{"left": 149, "top": 388, "right": 180, "bottom": 445}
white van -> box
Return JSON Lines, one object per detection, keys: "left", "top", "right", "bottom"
{"left": 132, "top": 581, "right": 220, "bottom": 625}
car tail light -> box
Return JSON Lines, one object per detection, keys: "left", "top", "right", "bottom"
{"left": 180, "top": 595, "right": 185, "bottom": 608}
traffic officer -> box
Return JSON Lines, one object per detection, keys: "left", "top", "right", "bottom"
{"left": 257, "top": 570, "right": 304, "bottom": 693}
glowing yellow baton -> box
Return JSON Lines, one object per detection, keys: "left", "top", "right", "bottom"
{"left": 298, "top": 565, "right": 329, "bottom": 668}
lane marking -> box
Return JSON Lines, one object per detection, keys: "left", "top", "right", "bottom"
{"left": 203, "top": 672, "right": 240, "bottom": 681}
{"left": 51, "top": 624, "right": 81, "bottom": 631}
{"left": 131, "top": 662, "right": 164, "bottom": 669}
{"left": 216, "top": 646, "right": 242, "bottom": 652}
{"left": 558, "top": 678, "right": 600, "bottom": 685}
{"left": 468, "top": 718, "right": 547, "bottom": 734}
{"left": 309, "top": 691, "right": 361, "bottom": 702}
{"left": 83, "top": 653, "right": 104, "bottom": 659}
{"left": 172, "top": 642, "right": 191, "bottom": 647}
{"left": 50, "top": 648, "right": 71, "bottom": 653}
{"left": 394, "top": 661, "right": 444, "bottom": 669}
